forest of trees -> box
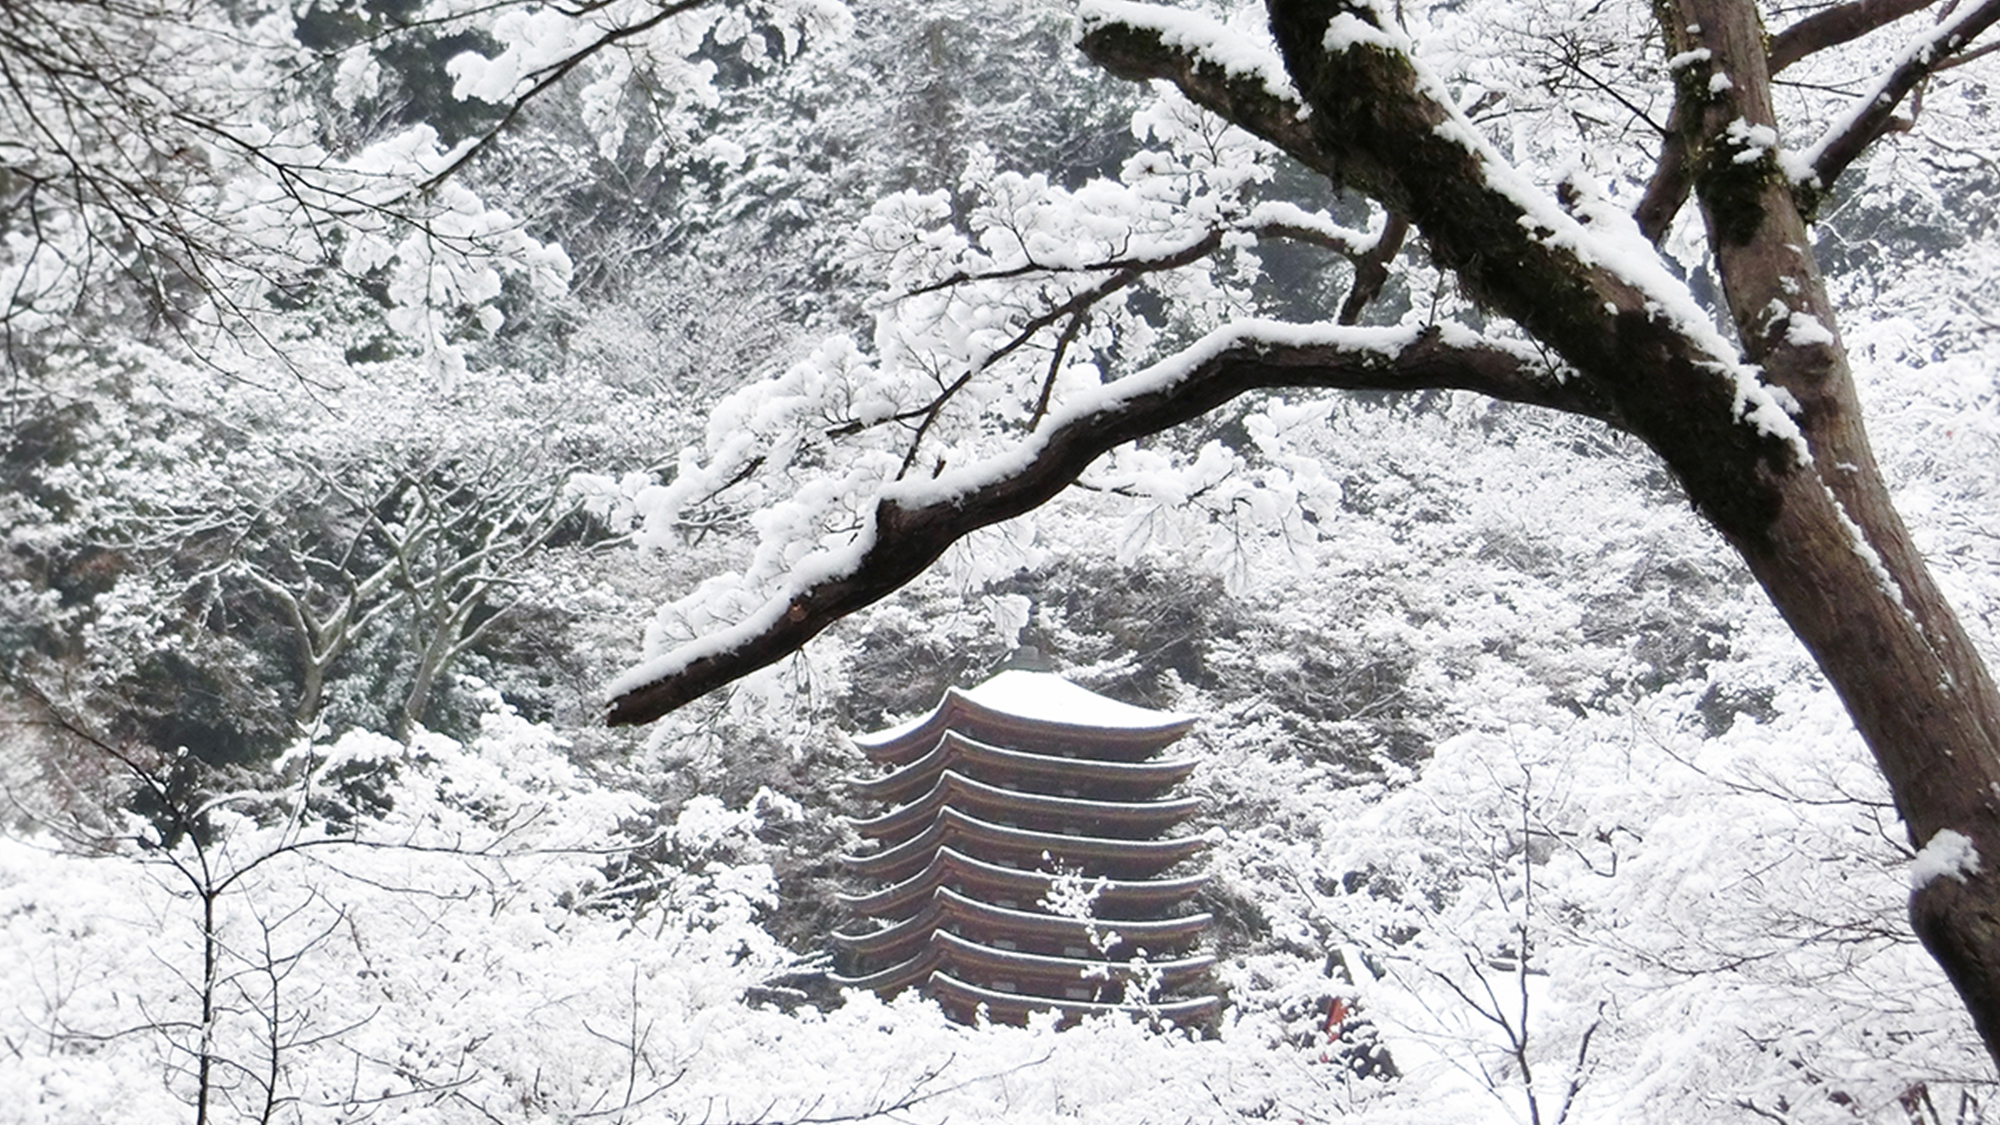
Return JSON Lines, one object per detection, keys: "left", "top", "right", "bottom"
{"left": 5, "top": 0, "right": 2000, "bottom": 1121}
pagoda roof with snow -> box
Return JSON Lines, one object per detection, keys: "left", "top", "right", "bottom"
{"left": 832, "top": 885, "right": 1211, "bottom": 961}
{"left": 842, "top": 806, "right": 1209, "bottom": 883}
{"left": 851, "top": 670, "right": 1197, "bottom": 765}
{"left": 830, "top": 927, "right": 1216, "bottom": 995}
{"left": 848, "top": 769, "right": 1202, "bottom": 842}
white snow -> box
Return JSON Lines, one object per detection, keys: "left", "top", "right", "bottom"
{"left": 1244, "top": 200, "right": 1377, "bottom": 253}
{"left": 1824, "top": 478, "right": 1915, "bottom": 619}
{"left": 853, "top": 668, "right": 1193, "bottom": 746}
{"left": 1322, "top": 10, "right": 1396, "bottom": 53}
{"left": 1725, "top": 118, "right": 1778, "bottom": 164}
{"left": 1784, "top": 310, "right": 1836, "bottom": 348}
{"left": 1912, "top": 828, "right": 1982, "bottom": 889}
{"left": 963, "top": 668, "right": 1193, "bottom": 729}
{"left": 1077, "top": 1, "right": 1301, "bottom": 106}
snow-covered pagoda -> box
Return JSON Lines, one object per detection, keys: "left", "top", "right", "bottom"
{"left": 831, "top": 661, "right": 1219, "bottom": 1026}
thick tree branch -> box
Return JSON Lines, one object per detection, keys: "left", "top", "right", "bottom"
{"left": 1768, "top": 0, "right": 1936, "bottom": 73}
{"left": 605, "top": 324, "right": 1600, "bottom": 724}
{"left": 1803, "top": 0, "right": 2000, "bottom": 196}
{"left": 1634, "top": 101, "right": 1693, "bottom": 245}
{"left": 1092, "top": 3, "right": 1810, "bottom": 539}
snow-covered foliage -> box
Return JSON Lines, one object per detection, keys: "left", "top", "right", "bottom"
{"left": 0, "top": 0, "right": 865, "bottom": 378}
{"left": 13, "top": 409, "right": 1998, "bottom": 1120}
{"left": 0, "top": 697, "right": 1356, "bottom": 1123}
{"left": 1, "top": 337, "right": 692, "bottom": 762}
{"left": 10, "top": 0, "right": 2000, "bottom": 1120}
{"left": 2, "top": 696, "right": 779, "bottom": 1120}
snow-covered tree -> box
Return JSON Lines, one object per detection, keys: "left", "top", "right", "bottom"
{"left": 600, "top": 0, "right": 2000, "bottom": 1067}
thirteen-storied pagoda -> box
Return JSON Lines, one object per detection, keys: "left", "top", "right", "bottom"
{"left": 831, "top": 661, "right": 1219, "bottom": 1025}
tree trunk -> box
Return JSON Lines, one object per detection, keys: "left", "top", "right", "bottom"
{"left": 1655, "top": 0, "right": 2000, "bottom": 1063}
{"left": 1725, "top": 407, "right": 2000, "bottom": 1064}
{"left": 1252, "top": 0, "right": 2000, "bottom": 1062}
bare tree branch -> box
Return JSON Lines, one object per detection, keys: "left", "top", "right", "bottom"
{"left": 416, "top": 0, "right": 720, "bottom": 192}
{"left": 1634, "top": 100, "right": 1693, "bottom": 244}
{"left": 1337, "top": 211, "right": 1408, "bottom": 324}
{"left": 838, "top": 211, "right": 1381, "bottom": 469}
{"left": 1768, "top": 0, "right": 1937, "bottom": 74}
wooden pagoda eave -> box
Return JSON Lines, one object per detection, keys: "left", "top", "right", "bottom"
{"left": 849, "top": 768, "right": 1203, "bottom": 843}
{"left": 834, "top": 845, "right": 1209, "bottom": 921}
{"left": 847, "top": 730, "right": 1199, "bottom": 806}
{"left": 830, "top": 939, "right": 946, "bottom": 994}
{"left": 829, "top": 928, "right": 1216, "bottom": 995}
{"left": 925, "top": 971, "right": 1223, "bottom": 1027}
{"left": 841, "top": 806, "right": 1210, "bottom": 883}
{"left": 930, "top": 928, "right": 1215, "bottom": 988}
{"left": 852, "top": 678, "right": 1196, "bottom": 767}
{"left": 832, "top": 885, "right": 1213, "bottom": 960}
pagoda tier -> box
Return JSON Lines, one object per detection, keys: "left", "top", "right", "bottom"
{"left": 843, "top": 806, "right": 1209, "bottom": 884}
{"left": 837, "top": 669, "right": 1218, "bottom": 1027}
{"left": 847, "top": 730, "right": 1198, "bottom": 806}
{"left": 831, "top": 928, "right": 1216, "bottom": 998}
{"left": 833, "top": 885, "right": 1212, "bottom": 968}
{"left": 835, "top": 846, "right": 1211, "bottom": 922}
{"left": 850, "top": 770, "right": 1202, "bottom": 843}
{"left": 852, "top": 671, "right": 1198, "bottom": 767}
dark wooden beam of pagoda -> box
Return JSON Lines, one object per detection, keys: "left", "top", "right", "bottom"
{"left": 851, "top": 769, "right": 1204, "bottom": 843}
{"left": 848, "top": 730, "right": 1198, "bottom": 806}
{"left": 843, "top": 807, "right": 1210, "bottom": 884}
{"left": 832, "top": 886, "right": 1212, "bottom": 963}
{"left": 831, "top": 929, "right": 1216, "bottom": 995}
{"left": 835, "top": 845, "right": 1210, "bottom": 922}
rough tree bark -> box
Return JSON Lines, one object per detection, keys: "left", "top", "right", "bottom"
{"left": 607, "top": 0, "right": 2000, "bottom": 1066}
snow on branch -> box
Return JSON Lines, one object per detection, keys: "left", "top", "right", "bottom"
{"left": 605, "top": 321, "right": 1601, "bottom": 724}
{"left": 1797, "top": 0, "right": 2000, "bottom": 194}
{"left": 1079, "top": 2, "right": 1331, "bottom": 180}
{"left": 900, "top": 205, "right": 1378, "bottom": 300}
{"left": 1086, "top": 0, "right": 1815, "bottom": 472}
